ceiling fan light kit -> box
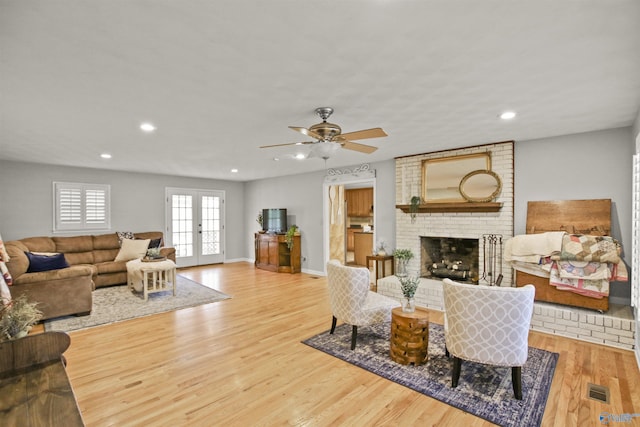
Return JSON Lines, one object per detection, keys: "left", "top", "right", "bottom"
{"left": 259, "top": 107, "right": 387, "bottom": 159}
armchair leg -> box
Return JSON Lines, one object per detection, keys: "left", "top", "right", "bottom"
{"left": 351, "top": 325, "right": 358, "bottom": 350}
{"left": 512, "top": 366, "right": 523, "bottom": 400}
{"left": 452, "top": 357, "right": 461, "bottom": 388}
{"left": 330, "top": 316, "right": 337, "bottom": 334}
{"left": 445, "top": 346, "right": 450, "bottom": 358}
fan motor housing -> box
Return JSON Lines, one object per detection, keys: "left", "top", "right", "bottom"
{"left": 309, "top": 122, "right": 342, "bottom": 140}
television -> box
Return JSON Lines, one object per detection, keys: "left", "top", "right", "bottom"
{"left": 262, "top": 208, "right": 287, "bottom": 234}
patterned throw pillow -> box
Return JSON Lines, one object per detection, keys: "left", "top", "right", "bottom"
{"left": 116, "top": 231, "right": 135, "bottom": 246}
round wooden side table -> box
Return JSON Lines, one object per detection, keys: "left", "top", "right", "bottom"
{"left": 390, "top": 306, "right": 429, "bottom": 365}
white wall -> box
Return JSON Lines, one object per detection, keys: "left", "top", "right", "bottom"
{"left": 0, "top": 160, "right": 246, "bottom": 260}
{"left": 514, "top": 127, "right": 634, "bottom": 304}
{"left": 244, "top": 159, "right": 396, "bottom": 274}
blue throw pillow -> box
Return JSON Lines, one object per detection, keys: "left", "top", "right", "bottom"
{"left": 25, "top": 252, "right": 70, "bottom": 273}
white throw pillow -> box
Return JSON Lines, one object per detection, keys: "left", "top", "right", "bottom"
{"left": 115, "top": 239, "right": 150, "bottom": 262}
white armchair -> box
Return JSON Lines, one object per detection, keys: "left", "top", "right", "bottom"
{"left": 326, "top": 260, "right": 400, "bottom": 350}
{"left": 442, "top": 278, "right": 535, "bottom": 399}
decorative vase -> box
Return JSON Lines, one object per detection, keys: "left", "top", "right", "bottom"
{"left": 377, "top": 250, "right": 387, "bottom": 256}
{"left": 396, "top": 258, "right": 409, "bottom": 277}
{"left": 402, "top": 297, "right": 415, "bottom": 313}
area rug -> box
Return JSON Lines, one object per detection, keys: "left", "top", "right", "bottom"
{"left": 44, "top": 275, "right": 230, "bottom": 332}
{"left": 303, "top": 322, "right": 558, "bottom": 427}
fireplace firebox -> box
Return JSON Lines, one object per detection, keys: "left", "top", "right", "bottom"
{"left": 420, "top": 236, "right": 479, "bottom": 283}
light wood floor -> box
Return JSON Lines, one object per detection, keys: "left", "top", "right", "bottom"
{"left": 58, "top": 262, "right": 639, "bottom": 426}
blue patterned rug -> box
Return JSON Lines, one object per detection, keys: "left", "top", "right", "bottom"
{"left": 303, "top": 322, "right": 558, "bottom": 427}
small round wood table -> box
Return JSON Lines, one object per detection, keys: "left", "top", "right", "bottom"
{"left": 390, "top": 306, "right": 429, "bottom": 365}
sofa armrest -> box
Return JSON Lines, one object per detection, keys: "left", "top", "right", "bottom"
{"left": 12, "top": 265, "right": 94, "bottom": 286}
{"left": 160, "top": 247, "right": 176, "bottom": 262}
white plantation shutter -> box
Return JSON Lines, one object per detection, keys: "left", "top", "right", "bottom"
{"left": 54, "top": 182, "right": 110, "bottom": 231}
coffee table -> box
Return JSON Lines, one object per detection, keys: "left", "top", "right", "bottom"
{"left": 126, "top": 258, "right": 177, "bottom": 301}
{"left": 390, "top": 306, "right": 429, "bottom": 365}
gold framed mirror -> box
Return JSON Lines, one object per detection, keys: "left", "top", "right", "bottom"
{"left": 421, "top": 153, "right": 491, "bottom": 202}
{"left": 459, "top": 169, "right": 502, "bottom": 202}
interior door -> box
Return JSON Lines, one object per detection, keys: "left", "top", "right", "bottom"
{"left": 328, "top": 184, "right": 346, "bottom": 264}
{"left": 166, "top": 188, "right": 225, "bottom": 267}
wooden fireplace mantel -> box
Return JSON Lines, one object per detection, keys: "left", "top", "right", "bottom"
{"left": 396, "top": 202, "right": 503, "bottom": 214}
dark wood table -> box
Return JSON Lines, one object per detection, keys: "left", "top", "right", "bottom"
{"left": 366, "top": 255, "right": 394, "bottom": 291}
{"left": 0, "top": 332, "right": 84, "bottom": 426}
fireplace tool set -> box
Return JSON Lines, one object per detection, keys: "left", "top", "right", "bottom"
{"left": 482, "top": 234, "right": 503, "bottom": 285}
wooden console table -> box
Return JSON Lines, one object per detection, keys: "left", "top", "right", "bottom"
{"left": 254, "top": 233, "right": 301, "bottom": 273}
{"left": 366, "top": 255, "right": 394, "bottom": 291}
{"left": 0, "top": 332, "right": 84, "bottom": 426}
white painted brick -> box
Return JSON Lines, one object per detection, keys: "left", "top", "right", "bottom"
{"left": 555, "top": 330, "right": 579, "bottom": 339}
{"left": 587, "top": 315, "right": 596, "bottom": 324}
{"left": 555, "top": 318, "right": 579, "bottom": 327}
{"left": 579, "top": 335, "right": 605, "bottom": 344}
{"left": 619, "top": 336, "right": 635, "bottom": 345}
{"left": 622, "top": 320, "right": 632, "bottom": 331}
{"left": 595, "top": 317, "right": 604, "bottom": 326}
{"left": 607, "top": 328, "right": 634, "bottom": 338}
{"left": 545, "top": 322, "right": 566, "bottom": 331}
{"left": 580, "top": 314, "right": 588, "bottom": 323}
{"left": 592, "top": 331, "right": 619, "bottom": 342}
{"left": 567, "top": 326, "right": 587, "bottom": 335}
{"left": 604, "top": 318, "right": 613, "bottom": 328}
{"left": 581, "top": 323, "right": 606, "bottom": 333}
{"left": 612, "top": 319, "right": 621, "bottom": 330}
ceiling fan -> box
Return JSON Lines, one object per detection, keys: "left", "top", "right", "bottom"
{"left": 260, "top": 107, "right": 387, "bottom": 159}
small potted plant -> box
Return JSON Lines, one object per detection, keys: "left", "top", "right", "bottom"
{"left": 256, "top": 211, "right": 265, "bottom": 233}
{"left": 0, "top": 295, "right": 43, "bottom": 341}
{"left": 399, "top": 275, "right": 420, "bottom": 312}
{"left": 285, "top": 225, "right": 299, "bottom": 250}
{"left": 393, "top": 248, "right": 414, "bottom": 277}
{"left": 409, "top": 196, "right": 421, "bottom": 223}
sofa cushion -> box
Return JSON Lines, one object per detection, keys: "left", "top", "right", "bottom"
{"left": 146, "top": 238, "right": 162, "bottom": 249}
{"left": 93, "top": 248, "right": 119, "bottom": 263}
{"left": 95, "top": 260, "right": 127, "bottom": 275}
{"left": 19, "top": 237, "right": 57, "bottom": 253}
{"left": 114, "top": 239, "right": 150, "bottom": 262}
{"left": 53, "top": 236, "right": 94, "bottom": 253}
{"left": 25, "top": 252, "right": 69, "bottom": 273}
{"left": 93, "top": 233, "right": 120, "bottom": 250}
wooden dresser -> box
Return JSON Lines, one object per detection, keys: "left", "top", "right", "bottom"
{"left": 0, "top": 331, "right": 84, "bottom": 426}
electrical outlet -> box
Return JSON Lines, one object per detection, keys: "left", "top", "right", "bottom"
{"left": 303, "top": 256, "right": 307, "bottom": 262}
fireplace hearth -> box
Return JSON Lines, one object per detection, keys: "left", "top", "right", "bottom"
{"left": 420, "top": 236, "right": 479, "bottom": 283}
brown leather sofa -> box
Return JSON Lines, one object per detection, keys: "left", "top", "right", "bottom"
{"left": 5, "top": 231, "right": 176, "bottom": 320}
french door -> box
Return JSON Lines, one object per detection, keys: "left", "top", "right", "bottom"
{"left": 165, "top": 188, "right": 225, "bottom": 267}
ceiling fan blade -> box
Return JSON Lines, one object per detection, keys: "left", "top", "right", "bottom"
{"left": 260, "top": 141, "right": 314, "bottom": 149}
{"left": 337, "top": 127, "right": 387, "bottom": 141}
{"left": 289, "top": 126, "right": 324, "bottom": 140}
{"left": 341, "top": 140, "right": 378, "bottom": 154}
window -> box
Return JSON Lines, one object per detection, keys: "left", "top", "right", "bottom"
{"left": 53, "top": 182, "right": 110, "bottom": 232}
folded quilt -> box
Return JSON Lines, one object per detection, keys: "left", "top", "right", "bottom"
{"left": 551, "top": 234, "right": 621, "bottom": 263}
{"left": 548, "top": 262, "right": 609, "bottom": 298}
{"left": 505, "top": 231, "right": 565, "bottom": 261}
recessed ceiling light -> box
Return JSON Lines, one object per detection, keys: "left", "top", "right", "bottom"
{"left": 499, "top": 111, "right": 516, "bottom": 120}
{"left": 140, "top": 122, "right": 156, "bottom": 132}
{"left": 231, "top": 168, "right": 238, "bottom": 173}
{"left": 273, "top": 157, "right": 280, "bottom": 161}
{"left": 100, "top": 153, "right": 112, "bottom": 159}
{"left": 295, "top": 153, "right": 306, "bottom": 160}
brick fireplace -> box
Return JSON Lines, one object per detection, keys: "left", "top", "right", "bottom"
{"left": 394, "top": 141, "right": 514, "bottom": 286}
{"left": 376, "top": 140, "right": 635, "bottom": 350}
{"left": 420, "top": 236, "right": 479, "bottom": 283}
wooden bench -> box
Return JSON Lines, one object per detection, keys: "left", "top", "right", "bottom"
{"left": 0, "top": 331, "right": 84, "bottom": 426}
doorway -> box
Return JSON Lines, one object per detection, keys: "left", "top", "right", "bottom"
{"left": 324, "top": 178, "right": 376, "bottom": 268}
{"left": 165, "top": 187, "right": 225, "bottom": 267}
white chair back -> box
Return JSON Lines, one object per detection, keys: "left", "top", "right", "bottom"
{"left": 442, "top": 278, "right": 535, "bottom": 366}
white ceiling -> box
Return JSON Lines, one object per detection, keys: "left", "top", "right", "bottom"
{"left": 1, "top": 1, "right": 639, "bottom": 182}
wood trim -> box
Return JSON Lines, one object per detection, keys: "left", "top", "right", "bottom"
{"left": 396, "top": 202, "right": 502, "bottom": 213}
